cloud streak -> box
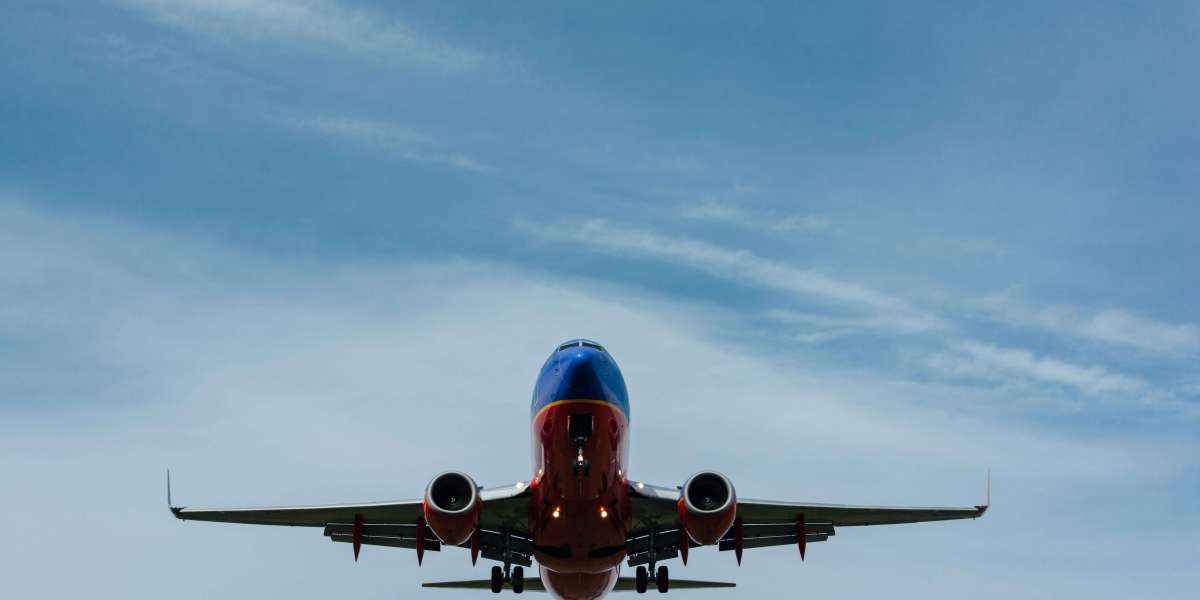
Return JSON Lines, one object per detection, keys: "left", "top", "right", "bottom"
{"left": 976, "top": 293, "right": 1200, "bottom": 358}
{"left": 927, "top": 341, "right": 1149, "bottom": 397}
{"left": 277, "top": 114, "right": 496, "bottom": 172}
{"left": 765, "top": 308, "right": 930, "bottom": 343}
{"left": 518, "top": 218, "right": 942, "bottom": 334}
{"left": 678, "top": 199, "right": 833, "bottom": 234}
{"left": 116, "top": 0, "right": 482, "bottom": 69}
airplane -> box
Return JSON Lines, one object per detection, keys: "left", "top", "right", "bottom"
{"left": 170, "top": 338, "right": 987, "bottom": 599}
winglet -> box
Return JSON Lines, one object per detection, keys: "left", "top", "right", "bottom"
{"left": 974, "top": 468, "right": 990, "bottom": 517}
{"left": 167, "top": 469, "right": 183, "bottom": 518}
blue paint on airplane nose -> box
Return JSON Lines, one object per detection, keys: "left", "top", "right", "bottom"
{"left": 531, "top": 341, "right": 630, "bottom": 418}
{"left": 557, "top": 350, "right": 608, "bottom": 401}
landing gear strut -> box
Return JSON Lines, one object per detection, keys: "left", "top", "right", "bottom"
{"left": 488, "top": 527, "right": 524, "bottom": 594}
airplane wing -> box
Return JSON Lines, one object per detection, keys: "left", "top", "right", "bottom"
{"left": 626, "top": 481, "right": 986, "bottom": 566}
{"left": 169, "top": 476, "right": 535, "bottom": 566}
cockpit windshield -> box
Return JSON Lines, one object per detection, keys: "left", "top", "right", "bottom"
{"left": 557, "top": 339, "right": 605, "bottom": 353}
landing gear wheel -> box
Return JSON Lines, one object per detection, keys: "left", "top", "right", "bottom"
{"left": 656, "top": 566, "right": 669, "bottom": 593}
{"left": 490, "top": 565, "right": 503, "bottom": 594}
{"left": 512, "top": 566, "right": 525, "bottom": 594}
{"left": 635, "top": 566, "right": 648, "bottom": 593}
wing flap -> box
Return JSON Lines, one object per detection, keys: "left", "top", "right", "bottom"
{"left": 172, "top": 500, "right": 424, "bottom": 527}
{"left": 730, "top": 521, "right": 835, "bottom": 539}
{"left": 737, "top": 499, "right": 985, "bottom": 526}
{"left": 323, "top": 523, "right": 416, "bottom": 537}
{"left": 329, "top": 533, "right": 442, "bottom": 551}
{"left": 718, "top": 533, "right": 829, "bottom": 551}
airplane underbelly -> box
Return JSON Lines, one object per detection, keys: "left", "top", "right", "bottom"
{"left": 530, "top": 401, "right": 630, "bottom": 574}
{"left": 539, "top": 566, "right": 619, "bottom": 600}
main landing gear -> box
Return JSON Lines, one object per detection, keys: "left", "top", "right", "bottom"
{"left": 635, "top": 528, "right": 670, "bottom": 593}
{"left": 634, "top": 565, "right": 669, "bottom": 593}
{"left": 490, "top": 526, "right": 523, "bottom": 594}
{"left": 490, "top": 564, "right": 524, "bottom": 594}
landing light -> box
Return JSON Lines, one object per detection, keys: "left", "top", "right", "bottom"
{"left": 552, "top": 507, "right": 561, "bottom": 519}
{"left": 636, "top": 482, "right": 645, "bottom": 489}
{"left": 600, "top": 507, "right": 608, "bottom": 519}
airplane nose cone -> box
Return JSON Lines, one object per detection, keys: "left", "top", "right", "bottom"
{"left": 558, "top": 351, "right": 609, "bottom": 401}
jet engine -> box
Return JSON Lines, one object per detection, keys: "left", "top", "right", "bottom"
{"left": 680, "top": 471, "right": 736, "bottom": 545}
{"left": 423, "top": 471, "right": 480, "bottom": 546}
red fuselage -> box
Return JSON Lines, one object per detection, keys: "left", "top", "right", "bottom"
{"left": 527, "top": 341, "right": 631, "bottom": 600}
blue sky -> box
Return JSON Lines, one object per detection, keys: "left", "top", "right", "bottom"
{"left": 1, "top": 1, "right": 1198, "bottom": 598}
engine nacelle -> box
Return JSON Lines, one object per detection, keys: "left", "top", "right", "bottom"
{"left": 423, "top": 471, "right": 480, "bottom": 546}
{"left": 680, "top": 471, "right": 736, "bottom": 545}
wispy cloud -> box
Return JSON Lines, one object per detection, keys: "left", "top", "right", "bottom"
{"left": 765, "top": 308, "right": 932, "bottom": 342}
{"left": 91, "top": 26, "right": 492, "bottom": 173}
{"left": 927, "top": 341, "right": 1149, "bottom": 397}
{"left": 116, "top": 0, "right": 482, "bottom": 69}
{"left": 518, "top": 219, "right": 940, "bottom": 333}
{"left": 976, "top": 293, "right": 1200, "bottom": 358}
{"left": 277, "top": 114, "right": 496, "bottom": 173}
{"left": 678, "top": 199, "right": 832, "bottom": 234}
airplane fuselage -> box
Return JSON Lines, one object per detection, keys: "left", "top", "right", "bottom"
{"left": 529, "top": 340, "right": 631, "bottom": 600}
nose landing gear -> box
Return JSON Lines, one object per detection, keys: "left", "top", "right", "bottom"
{"left": 569, "top": 413, "right": 593, "bottom": 478}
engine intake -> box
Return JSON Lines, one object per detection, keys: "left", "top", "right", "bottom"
{"left": 680, "top": 471, "right": 736, "bottom": 545}
{"left": 423, "top": 471, "right": 480, "bottom": 546}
